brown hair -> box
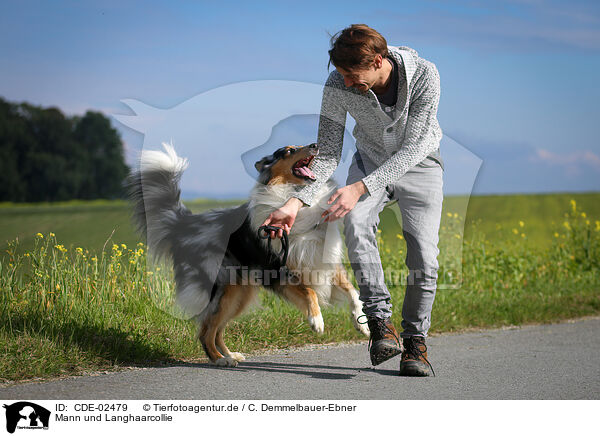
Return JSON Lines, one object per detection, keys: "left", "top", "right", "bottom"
{"left": 328, "top": 24, "right": 388, "bottom": 71}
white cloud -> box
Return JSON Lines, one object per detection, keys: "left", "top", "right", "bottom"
{"left": 534, "top": 148, "right": 600, "bottom": 170}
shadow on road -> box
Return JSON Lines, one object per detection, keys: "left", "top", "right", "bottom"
{"left": 171, "top": 360, "right": 400, "bottom": 379}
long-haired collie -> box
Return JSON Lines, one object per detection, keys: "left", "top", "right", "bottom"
{"left": 127, "top": 143, "right": 368, "bottom": 367}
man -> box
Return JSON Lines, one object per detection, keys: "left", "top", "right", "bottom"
{"left": 263, "top": 24, "right": 443, "bottom": 376}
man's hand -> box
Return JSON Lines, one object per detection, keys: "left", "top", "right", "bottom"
{"left": 261, "top": 197, "right": 304, "bottom": 239}
{"left": 321, "top": 181, "right": 367, "bottom": 222}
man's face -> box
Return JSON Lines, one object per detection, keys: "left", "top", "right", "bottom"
{"left": 336, "top": 64, "right": 378, "bottom": 93}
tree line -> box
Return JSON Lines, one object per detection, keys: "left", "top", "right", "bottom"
{"left": 0, "top": 97, "right": 130, "bottom": 202}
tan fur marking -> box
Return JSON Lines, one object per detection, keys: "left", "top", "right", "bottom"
{"left": 200, "top": 320, "right": 222, "bottom": 362}
{"left": 281, "top": 284, "right": 321, "bottom": 318}
{"left": 199, "top": 285, "right": 258, "bottom": 362}
{"left": 215, "top": 329, "right": 231, "bottom": 356}
{"left": 334, "top": 265, "right": 356, "bottom": 295}
{"left": 267, "top": 147, "right": 315, "bottom": 186}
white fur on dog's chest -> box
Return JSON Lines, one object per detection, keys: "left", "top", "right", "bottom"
{"left": 249, "top": 181, "right": 343, "bottom": 272}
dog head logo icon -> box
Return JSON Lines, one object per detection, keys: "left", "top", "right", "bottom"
{"left": 3, "top": 402, "right": 50, "bottom": 434}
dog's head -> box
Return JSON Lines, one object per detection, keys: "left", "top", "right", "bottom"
{"left": 254, "top": 143, "right": 319, "bottom": 185}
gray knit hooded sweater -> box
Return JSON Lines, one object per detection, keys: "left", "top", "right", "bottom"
{"left": 293, "top": 45, "right": 443, "bottom": 206}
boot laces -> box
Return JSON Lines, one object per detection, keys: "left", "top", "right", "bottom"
{"left": 404, "top": 337, "right": 436, "bottom": 377}
{"left": 358, "top": 315, "right": 400, "bottom": 351}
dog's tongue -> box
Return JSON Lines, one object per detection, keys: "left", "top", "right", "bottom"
{"left": 296, "top": 166, "right": 316, "bottom": 179}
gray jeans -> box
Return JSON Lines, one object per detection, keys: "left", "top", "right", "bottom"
{"left": 344, "top": 151, "right": 443, "bottom": 337}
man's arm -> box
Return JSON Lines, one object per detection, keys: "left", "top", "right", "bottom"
{"left": 291, "top": 74, "right": 348, "bottom": 206}
{"left": 261, "top": 74, "right": 347, "bottom": 236}
{"left": 361, "top": 62, "right": 442, "bottom": 195}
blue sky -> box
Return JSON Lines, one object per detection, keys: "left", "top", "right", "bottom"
{"left": 1, "top": 0, "right": 599, "bottom": 197}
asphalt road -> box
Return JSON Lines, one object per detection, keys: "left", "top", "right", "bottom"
{"left": 1, "top": 318, "right": 599, "bottom": 400}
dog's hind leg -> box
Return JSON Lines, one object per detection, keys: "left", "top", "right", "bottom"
{"left": 279, "top": 284, "right": 324, "bottom": 334}
{"left": 198, "top": 319, "right": 231, "bottom": 366}
{"left": 201, "top": 284, "right": 258, "bottom": 367}
{"left": 332, "top": 265, "right": 370, "bottom": 336}
{"left": 215, "top": 285, "right": 259, "bottom": 363}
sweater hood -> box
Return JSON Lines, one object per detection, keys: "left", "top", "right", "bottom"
{"left": 390, "top": 45, "right": 418, "bottom": 59}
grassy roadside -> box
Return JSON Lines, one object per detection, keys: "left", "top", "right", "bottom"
{"left": 1, "top": 199, "right": 599, "bottom": 383}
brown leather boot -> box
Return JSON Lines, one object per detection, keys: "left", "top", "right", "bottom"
{"left": 364, "top": 316, "right": 402, "bottom": 366}
{"left": 399, "top": 336, "right": 435, "bottom": 377}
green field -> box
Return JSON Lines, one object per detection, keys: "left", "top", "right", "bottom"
{"left": 0, "top": 198, "right": 243, "bottom": 257}
{"left": 2, "top": 192, "right": 599, "bottom": 256}
{"left": 1, "top": 192, "right": 599, "bottom": 382}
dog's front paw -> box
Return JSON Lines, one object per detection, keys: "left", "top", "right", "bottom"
{"left": 309, "top": 313, "right": 324, "bottom": 334}
{"left": 229, "top": 352, "right": 246, "bottom": 362}
{"left": 213, "top": 356, "right": 239, "bottom": 367}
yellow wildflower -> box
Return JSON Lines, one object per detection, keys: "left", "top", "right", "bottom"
{"left": 570, "top": 199, "right": 576, "bottom": 212}
{"left": 521, "top": 233, "right": 526, "bottom": 238}
{"left": 554, "top": 232, "right": 559, "bottom": 238}
{"left": 446, "top": 212, "right": 452, "bottom": 218}
{"left": 121, "top": 243, "right": 127, "bottom": 250}
{"left": 112, "top": 244, "right": 119, "bottom": 251}
{"left": 396, "top": 234, "right": 404, "bottom": 240}
{"left": 49, "top": 232, "right": 55, "bottom": 237}
{"left": 595, "top": 221, "right": 600, "bottom": 232}
{"left": 581, "top": 212, "right": 586, "bottom": 218}
{"left": 563, "top": 221, "right": 571, "bottom": 231}
{"left": 512, "top": 228, "right": 519, "bottom": 235}
{"left": 453, "top": 213, "right": 458, "bottom": 219}
{"left": 519, "top": 221, "right": 524, "bottom": 228}
{"left": 76, "top": 247, "right": 83, "bottom": 254}
{"left": 36, "top": 233, "right": 44, "bottom": 239}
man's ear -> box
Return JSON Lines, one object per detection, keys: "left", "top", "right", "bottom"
{"left": 373, "top": 54, "right": 383, "bottom": 69}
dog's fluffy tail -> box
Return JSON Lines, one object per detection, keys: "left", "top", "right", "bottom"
{"left": 126, "top": 142, "right": 190, "bottom": 261}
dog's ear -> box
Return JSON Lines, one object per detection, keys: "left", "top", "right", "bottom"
{"left": 255, "top": 146, "right": 293, "bottom": 172}
{"left": 255, "top": 156, "right": 274, "bottom": 173}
